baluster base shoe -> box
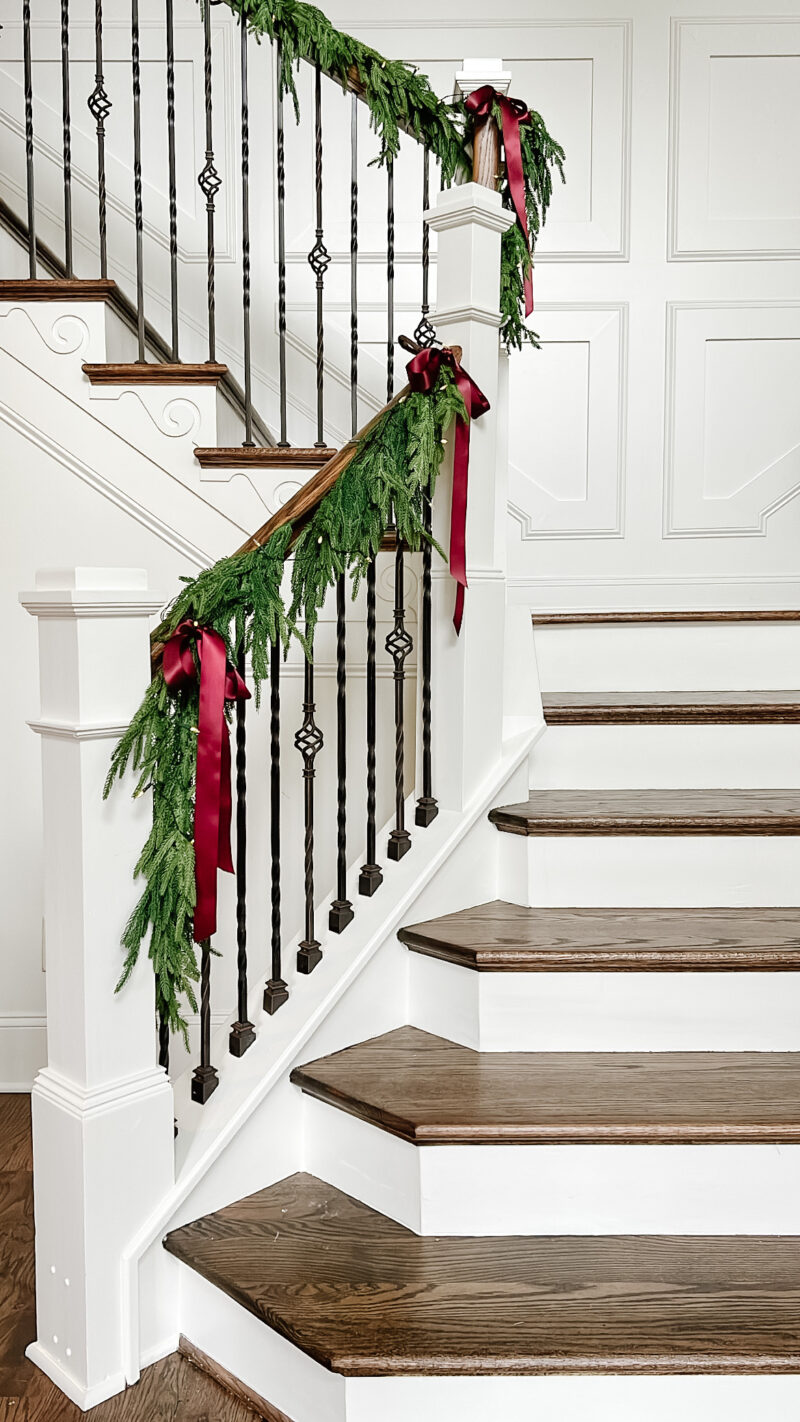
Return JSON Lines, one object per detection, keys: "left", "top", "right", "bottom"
{"left": 229, "top": 1021, "right": 256, "bottom": 1057}
{"left": 329, "top": 899, "right": 354, "bottom": 933}
{"left": 415, "top": 796, "right": 439, "bottom": 828}
{"left": 190, "top": 1065, "right": 219, "bottom": 1105}
{"left": 297, "top": 942, "right": 323, "bottom": 974}
{"left": 387, "top": 829, "right": 412, "bottom": 861}
{"left": 264, "top": 979, "right": 289, "bottom": 1014}
{"left": 358, "top": 864, "right": 384, "bottom": 896}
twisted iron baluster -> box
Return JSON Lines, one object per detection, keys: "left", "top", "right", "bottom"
{"left": 240, "top": 16, "right": 254, "bottom": 443}
{"left": 415, "top": 490, "right": 438, "bottom": 826}
{"left": 198, "top": 0, "right": 221, "bottom": 364}
{"left": 264, "top": 641, "right": 288, "bottom": 1012}
{"left": 165, "top": 0, "right": 179, "bottom": 359}
{"left": 276, "top": 40, "right": 289, "bottom": 447}
{"left": 350, "top": 92, "right": 358, "bottom": 436}
{"left": 230, "top": 647, "right": 255, "bottom": 1055}
{"left": 191, "top": 939, "right": 219, "bottom": 1103}
{"left": 359, "top": 558, "right": 382, "bottom": 896}
{"left": 60, "top": 0, "right": 73, "bottom": 276}
{"left": 308, "top": 62, "right": 330, "bottom": 448}
{"left": 387, "top": 158, "right": 394, "bottom": 400}
{"left": 87, "top": 0, "right": 110, "bottom": 278}
{"left": 330, "top": 576, "right": 354, "bottom": 931}
{"left": 22, "top": 0, "right": 36, "bottom": 278}
{"left": 387, "top": 541, "right": 413, "bottom": 860}
{"left": 296, "top": 633, "right": 323, "bottom": 972}
{"left": 414, "top": 148, "right": 436, "bottom": 348}
{"left": 131, "top": 0, "right": 145, "bottom": 360}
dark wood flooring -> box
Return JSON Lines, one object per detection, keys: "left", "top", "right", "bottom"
{"left": 541, "top": 691, "right": 800, "bottom": 724}
{"left": 490, "top": 789, "right": 800, "bottom": 836}
{"left": 398, "top": 902, "right": 800, "bottom": 971}
{"left": 0, "top": 1096, "right": 264, "bottom": 1421}
{"left": 164, "top": 1171, "right": 800, "bottom": 1375}
{"left": 292, "top": 1026, "right": 800, "bottom": 1145}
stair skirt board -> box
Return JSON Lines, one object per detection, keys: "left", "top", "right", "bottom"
{"left": 177, "top": 1272, "right": 800, "bottom": 1422}
{"left": 511, "top": 836, "right": 800, "bottom": 907}
{"left": 409, "top": 954, "right": 800, "bottom": 1051}
{"left": 303, "top": 1095, "right": 800, "bottom": 1236}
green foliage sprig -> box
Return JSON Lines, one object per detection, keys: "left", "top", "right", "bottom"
{"left": 223, "top": 0, "right": 564, "bottom": 349}
{"left": 105, "top": 368, "right": 465, "bottom": 1039}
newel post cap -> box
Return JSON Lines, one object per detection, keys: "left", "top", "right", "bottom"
{"left": 20, "top": 566, "right": 164, "bottom": 618}
{"left": 425, "top": 182, "right": 516, "bottom": 236}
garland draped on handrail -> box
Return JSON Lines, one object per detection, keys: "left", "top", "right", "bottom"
{"left": 105, "top": 363, "right": 467, "bottom": 1041}
{"left": 222, "top": 0, "right": 565, "bottom": 348}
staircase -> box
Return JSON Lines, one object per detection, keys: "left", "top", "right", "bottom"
{"left": 154, "top": 646, "right": 800, "bottom": 1421}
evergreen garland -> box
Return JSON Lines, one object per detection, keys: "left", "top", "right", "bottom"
{"left": 105, "top": 369, "right": 465, "bottom": 1039}
{"left": 223, "top": 0, "right": 564, "bottom": 348}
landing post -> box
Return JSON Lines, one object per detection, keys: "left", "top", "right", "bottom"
{"left": 20, "top": 567, "right": 174, "bottom": 1410}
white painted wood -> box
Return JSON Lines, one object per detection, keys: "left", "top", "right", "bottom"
{"left": 410, "top": 952, "right": 800, "bottom": 1053}
{"left": 22, "top": 568, "right": 175, "bottom": 1411}
{"left": 531, "top": 724, "right": 800, "bottom": 789}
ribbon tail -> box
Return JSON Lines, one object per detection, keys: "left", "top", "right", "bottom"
{"left": 192, "top": 632, "right": 228, "bottom": 943}
{"left": 453, "top": 583, "right": 465, "bottom": 636}
{"left": 217, "top": 718, "right": 235, "bottom": 877}
{"left": 500, "top": 98, "right": 534, "bottom": 318}
{"left": 524, "top": 269, "right": 534, "bottom": 318}
{"left": 449, "top": 411, "right": 470, "bottom": 636}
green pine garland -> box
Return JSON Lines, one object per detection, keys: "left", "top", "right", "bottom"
{"left": 105, "top": 368, "right": 465, "bottom": 1040}
{"left": 223, "top": 0, "right": 564, "bottom": 348}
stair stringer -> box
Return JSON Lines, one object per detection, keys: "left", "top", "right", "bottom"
{"left": 123, "top": 723, "right": 543, "bottom": 1384}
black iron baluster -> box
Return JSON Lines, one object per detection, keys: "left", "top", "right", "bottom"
{"left": 264, "top": 640, "right": 289, "bottom": 1012}
{"left": 415, "top": 490, "right": 438, "bottom": 826}
{"left": 387, "top": 158, "right": 395, "bottom": 399}
{"left": 386, "top": 541, "right": 413, "bottom": 860}
{"left": 165, "top": 0, "right": 179, "bottom": 360}
{"left": 198, "top": 0, "right": 220, "bottom": 364}
{"left": 295, "top": 634, "right": 323, "bottom": 972}
{"left": 414, "top": 148, "right": 436, "bottom": 348}
{"left": 359, "top": 558, "right": 382, "bottom": 896}
{"left": 240, "top": 16, "right": 254, "bottom": 443}
{"left": 308, "top": 62, "right": 330, "bottom": 447}
{"left": 191, "top": 939, "right": 219, "bottom": 1102}
{"left": 158, "top": 1012, "right": 169, "bottom": 1073}
{"left": 22, "top": 0, "right": 36, "bottom": 279}
{"left": 329, "top": 576, "right": 354, "bottom": 931}
{"left": 276, "top": 40, "right": 289, "bottom": 447}
{"left": 87, "top": 0, "right": 110, "bottom": 279}
{"left": 60, "top": 0, "right": 73, "bottom": 277}
{"left": 131, "top": 0, "right": 145, "bottom": 361}
{"left": 349, "top": 92, "right": 358, "bottom": 436}
{"left": 230, "top": 647, "right": 255, "bottom": 1055}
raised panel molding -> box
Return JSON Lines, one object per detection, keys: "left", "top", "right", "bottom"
{"left": 508, "top": 304, "right": 627, "bottom": 540}
{"left": 665, "top": 302, "right": 800, "bottom": 538}
{"left": 669, "top": 18, "right": 800, "bottom": 261}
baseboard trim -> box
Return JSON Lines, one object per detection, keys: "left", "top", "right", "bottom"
{"left": 0, "top": 1017, "right": 46, "bottom": 1091}
{"left": 26, "top": 1339, "right": 126, "bottom": 1410}
{"left": 180, "top": 1335, "right": 296, "bottom": 1422}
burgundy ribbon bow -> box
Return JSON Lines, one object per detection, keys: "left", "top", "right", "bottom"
{"left": 466, "top": 84, "right": 533, "bottom": 317}
{"left": 406, "top": 347, "right": 490, "bottom": 634}
{"left": 163, "top": 620, "right": 250, "bottom": 943}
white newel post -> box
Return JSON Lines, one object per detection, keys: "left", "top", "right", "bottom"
{"left": 20, "top": 568, "right": 175, "bottom": 1412}
{"left": 424, "top": 119, "right": 516, "bottom": 811}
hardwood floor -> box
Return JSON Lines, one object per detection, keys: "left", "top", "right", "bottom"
{"left": 398, "top": 902, "right": 800, "bottom": 971}
{"left": 165, "top": 1171, "right": 800, "bottom": 1375}
{"left": 0, "top": 1096, "right": 265, "bottom": 1421}
{"left": 489, "top": 788, "right": 800, "bottom": 836}
{"left": 541, "top": 691, "right": 800, "bottom": 724}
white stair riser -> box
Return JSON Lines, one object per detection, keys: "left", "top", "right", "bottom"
{"left": 500, "top": 835, "right": 800, "bottom": 907}
{"left": 305, "top": 1097, "right": 800, "bottom": 1236}
{"left": 409, "top": 955, "right": 800, "bottom": 1051}
{"left": 178, "top": 1265, "right": 800, "bottom": 1422}
{"left": 532, "top": 623, "right": 800, "bottom": 692}
{"left": 531, "top": 724, "right": 800, "bottom": 788}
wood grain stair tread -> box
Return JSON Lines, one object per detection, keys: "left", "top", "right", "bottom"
{"left": 291, "top": 1026, "right": 800, "bottom": 1144}
{"left": 542, "top": 691, "right": 800, "bottom": 724}
{"left": 82, "top": 361, "right": 228, "bottom": 385}
{"left": 398, "top": 902, "right": 800, "bottom": 971}
{"left": 164, "top": 1172, "right": 800, "bottom": 1374}
{"left": 194, "top": 445, "right": 337, "bottom": 468}
{"left": 489, "top": 789, "right": 800, "bottom": 836}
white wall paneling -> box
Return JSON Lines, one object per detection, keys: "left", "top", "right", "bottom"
{"left": 670, "top": 18, "right": 800, "bottom": 261}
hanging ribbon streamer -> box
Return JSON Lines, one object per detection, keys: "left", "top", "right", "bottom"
{"left": 163, "top": 620, "right": 250, "bottom": 943}
{"left": 407, "top": 347, "right": 490, "bottom": 634}
{"left": 465, "top": 84, "right": 533, "bottom": 317}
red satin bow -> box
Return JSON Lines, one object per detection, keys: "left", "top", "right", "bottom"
{"left": 163, "top": 620, "right": 250, "bottom": 943}
{"left": 465, "top": 84, "right": 533, "bottom": 317}
{"left": 406, "top": 347, "right": 490, "bottom": 634}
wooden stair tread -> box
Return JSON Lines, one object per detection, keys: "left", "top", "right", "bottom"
{"left": 489, "top": 789, "right": 800, "bottom": 836}
{"left": 0, "top": 277, "right": 117, "bottom": 301}
{"left": 542, "top": 691, "right": 800, "bottom": 724}
{"left": 291, "top": 1027, "right": 800, "bottom": 1144}
{"left": 164, "top": 1172, "right": 800, "bottom": 1374}
{"left": 82, "top": 361, "right": 228, "bottom": 385}
{"left": 195, "top": 445, "right": 337, "bottom": 468}
{"left": 399, "top": 902, "right": 800, "bottom": 971}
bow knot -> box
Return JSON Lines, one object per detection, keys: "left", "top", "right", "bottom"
{"left": 163, "top": 620, "right": 250, "bottom": 943}
{"left": 465, "top": 84, "right": 533, "bottom": 317}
